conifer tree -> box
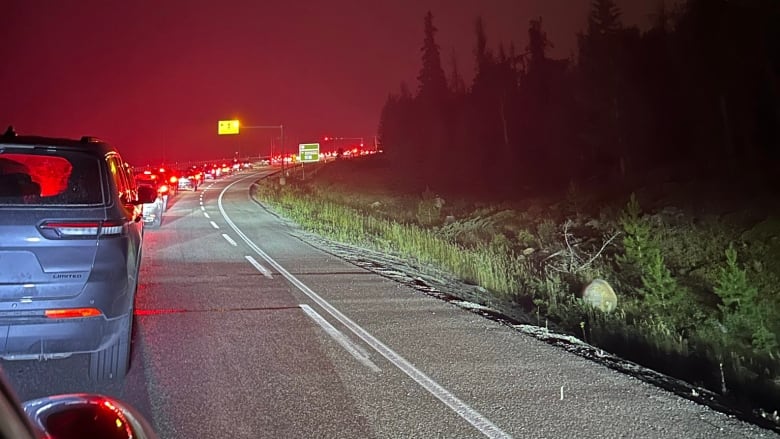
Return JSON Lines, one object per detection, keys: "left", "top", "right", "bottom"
{"left": 414, "top": 11, "right": 450, "bottom": 176}
{"left": 416, "top": 11, "right": 448, "bottom": 106}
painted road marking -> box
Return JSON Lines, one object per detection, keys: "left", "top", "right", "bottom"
{"left": 210, "top": 221, "right": 219, "bottom": 229}
{"left": 218, "top": 176, "right": 511, "bottom": 439}
{"left": 300, "top": 304, "right": 380, "bottom": 372}
{"left": 245, "top": 255, "right": 273, "bottom": 279}
{"left": 222, "top": 234, "right": 237, "bottom": 246}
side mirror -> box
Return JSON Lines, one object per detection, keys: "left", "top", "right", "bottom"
{"left": 24, "top": 394, "right": 158, "bottom": 439}
{"left": 136, "top": 185, "right": 157, "bottom": 204}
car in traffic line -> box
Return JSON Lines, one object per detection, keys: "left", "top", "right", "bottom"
{"left": 135, "top": 169, "right": 174, "bottom": 228}
{"left": 0, "top": 127, "right": 156, "bottom": 381}
{"left": 176, "top": 165, "right": 204, "bottom": 191}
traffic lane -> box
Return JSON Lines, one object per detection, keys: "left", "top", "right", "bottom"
{"left": 197, "top": 175, "right": 494, "bottom": 437}
{"left": 218, "top": 179, "right": 773, "bottom": 438}
{"left": 139, "top": 172, "right": 304, "bottom": 313}
{"left": 216, "top": 178, "right": 516, "bottom": 437}
{"left": 137, "top": 220, "right": 297, "bottom": 312}
{"left": 134, "top": 179, "right": 380, "bottom": 438}
{"left": 138, "top": 308, "right": 376, "bottom": 438}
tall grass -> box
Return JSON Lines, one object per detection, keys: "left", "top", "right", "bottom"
{"left": 254, "top": 181, "right": 523, "bottom": 296}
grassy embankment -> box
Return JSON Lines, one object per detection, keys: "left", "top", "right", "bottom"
{"left": 252, "top": 155, "right": 780, "bottom": 420}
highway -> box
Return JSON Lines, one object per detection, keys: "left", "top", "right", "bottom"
{"left": 4, "top": 170, "right": 775, "bottom": 438}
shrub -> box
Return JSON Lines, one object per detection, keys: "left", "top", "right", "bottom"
{"left": 714, "top": 244, "right": 779, "bottom": 354}
{"left": 616, "top": 193, "right": 653, "bottom": 278}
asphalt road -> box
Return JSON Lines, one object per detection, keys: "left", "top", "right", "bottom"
{"left": 3, "top": 170, "right": 777, "bottom": 438}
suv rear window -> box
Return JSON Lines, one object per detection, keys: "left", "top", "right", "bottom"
{"left": 0, "top": 151, "right": 103, "bottom": 205}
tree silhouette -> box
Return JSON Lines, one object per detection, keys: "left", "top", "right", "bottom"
{"left": 577, "top": 0, "right": 641, "bottom": 181}
{"left": 519, "top": 18, "right": 575, "bottom": 187}
{"left": 376, "top": 1, "right": 780, "bottom": 198}
{"left": 414, "top": 11, "right": 450, "bottom": 178}
{"left": 417, "top": 11, "right": 449, "bottom": 105}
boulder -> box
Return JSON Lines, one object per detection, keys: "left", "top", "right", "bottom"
{"left": 582, "top": 279, "right": 617, "bottom": 313}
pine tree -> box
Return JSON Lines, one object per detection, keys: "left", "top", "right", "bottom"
{"left": 416, "top": 11, "right": 448, "bottom": 105}
{"left": 413, "top": 11, "right": 450, "bottom": 177}
{"left": 577, "top": 0, "right": 630, "bottom": 180}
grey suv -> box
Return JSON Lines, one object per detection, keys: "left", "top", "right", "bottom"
{"left": 0, "top": 127, "right": 156, "bottom": 381}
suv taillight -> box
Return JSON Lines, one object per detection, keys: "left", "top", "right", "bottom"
{"left": 158, "top": 184, "right": 169, "bottom": 194}
{"left": 39, "top": 220, "right": 125, "bottom": 239}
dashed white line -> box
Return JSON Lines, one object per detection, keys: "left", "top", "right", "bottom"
{"left": 300, "top": 304, "right": 380, "bottom": 372}
{"left": 210, "top": 221, "right": 219, "bottom": 229}
{"left": 200, "top": 205, "right": 205, "bottom": 211}
{"left": 222, "top": 234, "right": 237, "bottom": 246}
{"left": 204, "top": 212, "right": 210, "bottom": 219}
{"left": 244, "top": 255, "right": 273, "bottom": 279}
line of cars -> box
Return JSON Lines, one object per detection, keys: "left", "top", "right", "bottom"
{"left": 0, "top": 127, "right": 158, "bottom": 437}
{"left": 134, "top": 167, "right": 180, "bottom": 229}
{"left": 133, "top": 160, "right": 248, "bottom": 228}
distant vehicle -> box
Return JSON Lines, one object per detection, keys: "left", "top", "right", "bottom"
{"left": 177, "top": 175, "right": 197, "bottom": 191}
{"left": 0, "top": 128, "right": 156, "bottom": 381}
{"left": 136, "top": 170, "right": 174, "bottom": 228}
{"left": 175, "top": 166, "right": 201, "bottom": 191}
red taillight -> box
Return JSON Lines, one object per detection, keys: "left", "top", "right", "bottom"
{"left": 45, "top": 308, "right": 102, "bottom": 318}
{"left": 169, "top": 176, "right": 178, "bottom": 184}
{"left": 39, "top": 220, "right": 124, "bottom": 239}
{"left": 158, "top": 185, "right": 169, "bottom": 194}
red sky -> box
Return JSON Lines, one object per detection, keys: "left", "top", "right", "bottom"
{"left": 0, "top": 0, "right": 655, "bottom": 166}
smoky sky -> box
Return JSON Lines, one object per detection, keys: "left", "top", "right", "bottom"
{"left": 0, "top": 0, "right": 654, "bottom": 165}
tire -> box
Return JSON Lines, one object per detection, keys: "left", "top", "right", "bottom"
{"left": 89, "top": 315, "right": 132, "bottom": 381}
{"left": 150, "top": 212, "right": 162, "bottom": 228}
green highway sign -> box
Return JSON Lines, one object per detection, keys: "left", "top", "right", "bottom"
{"left": 298, "top": 143, "right": 320, "bottom": 163}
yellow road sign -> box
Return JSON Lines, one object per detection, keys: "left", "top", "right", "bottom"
{"left": 218, "top": 120, "right": 240, "bottom": 135}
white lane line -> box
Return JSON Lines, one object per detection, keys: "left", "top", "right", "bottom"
{"left": 210, "top": 221, "right": 219, "bottom": 229}
{"left": 222, "top": 234, "right": 237, "bottom": 246}
{"left": 217, "top": 176, "right": 512, "bottom": 439}
{"left": 244, "top": 255, "right": 273, "bottom": 279}
{"left": 204, "top": 212, "right": 211, "bottom": 219}
{"left": 201, "top": 205, "right": 206, "bottom": 211}
{"left": 300, "top": 304, "right": 380, "bottom": 372}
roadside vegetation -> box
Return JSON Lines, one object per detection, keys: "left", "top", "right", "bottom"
{"left": 254, "top": 157, "right": 780, "bottom": 426}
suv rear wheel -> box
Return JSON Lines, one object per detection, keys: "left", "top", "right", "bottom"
{"left": 88, "top": 315, "right": 132, "bottom": 381}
